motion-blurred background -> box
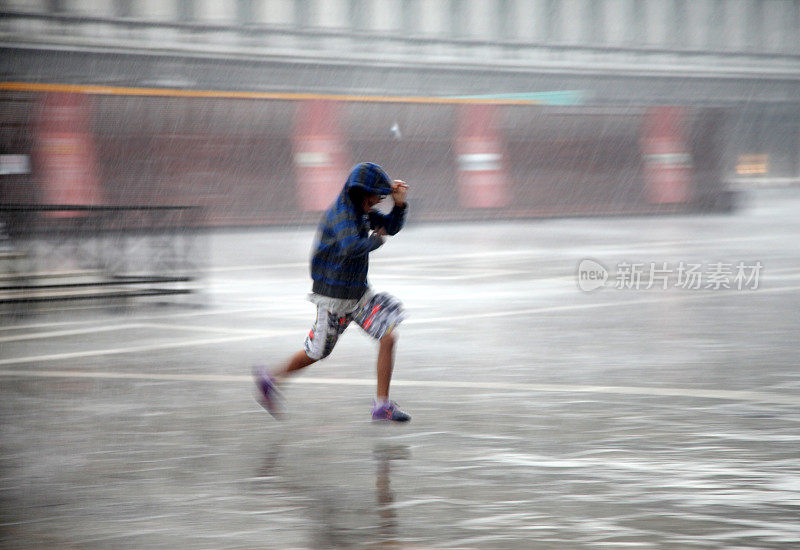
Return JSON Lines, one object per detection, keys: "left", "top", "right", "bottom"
{"left": 1, "top": 0, "right": 798, "bottom": 224}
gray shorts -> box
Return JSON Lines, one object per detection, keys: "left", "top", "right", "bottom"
{"left": 304, "top": 292, "right": 406, "bottom": 360}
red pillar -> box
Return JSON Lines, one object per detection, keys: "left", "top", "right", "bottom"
{"left": 35, "top": 92, "right": 103, "bottom": 214}
{"left": 455, "top": 104, "right": 509, "bottom": 209}
{"left": 640, "top": 106, "right": 693, "bottom": 204}
{"left": 292, "top": 100, "right": 350, "bottom": 211}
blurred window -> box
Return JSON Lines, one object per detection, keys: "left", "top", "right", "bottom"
{"left": 294, "top": 0, "right": 310, "bottom": 29}
{"left": 114, "top": 0, "right": 133, "bottom": 18}
{"left": 449, "top": 0, "right": 465, "bottom": 39}
{"left": 671, "top": 0, "right": 687, "bottom": 48}
{"left": 707, "top": 0, "right": 724, "bottom": 51}
{"left": 781, "top": 0, "right": 796, "bottom": 54}
{"left": 496, "top": 0, "right": 511, "bottom": 40}
{"left": 177, "top": 0, "right": 195, "bottom": 22}
{"left": 792, "top": 1, "right": 800, "bottom": 54}
{"left": 587, "top": 0, "right": 604, "bottom": 44}
{"left": 349, "top": 0, "right": 366, "bottom": 32}
{"left": 545, "top": 0, "right": 560, "bottom": 43}
{"left": 47, "top": 0, "right": 65, "bottom": 13}
{"left": 630, "top": 0, "right": 644, "bottom": 46}
{"left": 401, "top": 0, "right": 418, "bottom": 35}
{"left": 747, "top": 0, "right": 764, "bottom": 52}
{"left": 237, "top": 0, "right": 254, "bottom": 25}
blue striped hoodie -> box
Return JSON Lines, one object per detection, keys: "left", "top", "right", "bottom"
{"left": 310, "top": 163, "right": 407, "bottom": 299}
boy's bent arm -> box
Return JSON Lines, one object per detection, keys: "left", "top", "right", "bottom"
{"left": 369, "top": 203, "right": 407, "bottom": 236}
{"left": 336, "top": 219, "right": 384, "bottom": 257}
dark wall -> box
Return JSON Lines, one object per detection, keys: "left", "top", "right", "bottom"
{"left": 2, "top": 91, "right": 734, "bottom": 227}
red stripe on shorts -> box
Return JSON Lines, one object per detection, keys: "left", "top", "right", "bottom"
{"left": 363, "top": 304, "right": 382, "bottom": 330}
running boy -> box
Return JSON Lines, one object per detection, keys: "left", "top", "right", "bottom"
{"left": 254, "top": 162, "right": 410, "bottom": 422}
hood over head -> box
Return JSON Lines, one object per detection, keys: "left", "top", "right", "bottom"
{"left": 344, "top": 162, "right": 393, "bottom": 196}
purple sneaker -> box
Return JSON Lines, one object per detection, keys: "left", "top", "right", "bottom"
{"left": 371, "top": 400, "right": 411, "bottom": 422}
{"left": 253, "top": 366, "right": 282, "bottom": 419}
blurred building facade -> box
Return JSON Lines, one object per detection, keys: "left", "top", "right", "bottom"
{"left": 2, "top": 1, "right": 799, "bottom": 182}
{"left": 2, "top": 1, "right": 799, "bottom": 90}
{"left": 2, "top": 1, "right": 800, "bottom": 64}
{"left": 0, "top": 1, "right": 798, "bottom": 212}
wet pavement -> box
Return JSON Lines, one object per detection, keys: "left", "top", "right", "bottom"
{"left": 2, "top": 188, "right": 800, "bottom": 549}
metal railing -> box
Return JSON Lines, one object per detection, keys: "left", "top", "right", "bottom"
{"left": 0, "top": 204, "right": 206, "bottom": 305}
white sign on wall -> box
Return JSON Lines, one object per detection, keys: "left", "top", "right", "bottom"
{"left": 0, "top": 154, "right": 30, "bottom": 176}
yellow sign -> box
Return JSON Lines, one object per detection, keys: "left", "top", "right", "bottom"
{"left": 736, "top": 154, "right": 768, "bottom": 175}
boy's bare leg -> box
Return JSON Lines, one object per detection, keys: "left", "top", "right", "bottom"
{"left": 274, "top": 350, "right": 317, "bottom": 381}
{"left": 372, "top": 331, "right": 410, "bottom": 421}
{"left": 255, "top": 350, "right": 316, "bottom": 418}
{"left": 376, "top": 332, "right": 396, "bottom": 401}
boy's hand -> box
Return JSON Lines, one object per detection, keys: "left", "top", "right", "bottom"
{"left": 371, "top": 227, "right": 386, "bottom": 243}
{"left": 391, "top": 180, "right": 408, "bottom": 207}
